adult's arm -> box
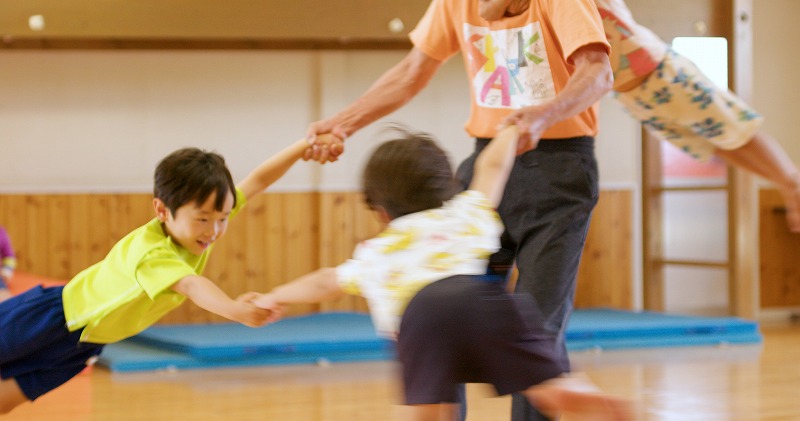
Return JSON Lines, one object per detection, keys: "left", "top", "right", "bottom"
{"left": 501, "top": 43, "right": 614, "bottom": 152}
{"left": 305, "top": 48, "right": 444, "bottom": 162}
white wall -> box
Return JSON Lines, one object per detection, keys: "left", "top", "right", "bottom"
{"left": 752, "top": 0, "right": 800, "bottom": 173}
{"left": 0, "top": 50, "right": 476, "bottom": 193}
{"left": 1, "top": 51, "right": 321, "bottom": 192}
{"left": 0, "top": 50, "right": 639, "bottom": 193}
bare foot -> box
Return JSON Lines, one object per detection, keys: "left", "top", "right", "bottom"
{"left": 524, "top": 373, "right": 634, "bottom": 421}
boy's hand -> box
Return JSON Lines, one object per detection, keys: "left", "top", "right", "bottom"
{"left": 236, "top": 291, "right": 286, "bottom": 325}
{"left": 231, "top": 301, "right": 274, "bottom": 328}
{"left": 251, "top": 292, "right": 281, "bottom": 310}
{"left": 251, "top": 293, "right": 287, "bottom": 323}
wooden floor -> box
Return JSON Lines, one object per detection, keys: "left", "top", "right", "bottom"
{"left": 5, "top": 323, "right": 800, "bottom": 420}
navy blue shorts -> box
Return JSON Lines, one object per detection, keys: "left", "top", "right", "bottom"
{"left": 397, "top": 275, "right": 565, "bottom": 405}
{"left": 0, "top": 286, "right": 104, "bottom": 401}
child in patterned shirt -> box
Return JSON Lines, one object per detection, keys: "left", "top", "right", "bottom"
{"left": 254, "top": 125, "right": 632, "bottom": 421}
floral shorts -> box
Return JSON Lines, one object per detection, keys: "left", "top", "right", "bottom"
{"left": 616, "top": 50, "right": 763, "bottom": 162}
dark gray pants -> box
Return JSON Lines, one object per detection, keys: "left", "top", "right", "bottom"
{"left": 455, "top": 136, "right": 599, "bottom": 421}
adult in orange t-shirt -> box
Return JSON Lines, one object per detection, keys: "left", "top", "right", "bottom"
{"left": 304, "top": 1, "right": 612, "bottom": 421}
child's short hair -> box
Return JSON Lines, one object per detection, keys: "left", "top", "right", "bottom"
{"left": 154, "top": 147, "right": 237, "bottom": 215}
{"left": 362, "top": 126, "right": 458, "bottom": 219}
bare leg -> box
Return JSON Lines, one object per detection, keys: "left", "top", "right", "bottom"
{"left": 0, "top": 378, "right": 29, "bottom": 414}
{"left": 714, "top": 132, "right": 800, "bottom": 232}
{"left": 409, "top": 403, "right": 458, "bottom": 421}
{"left": 522, "top": 373, "right": 633, "bottom": 421}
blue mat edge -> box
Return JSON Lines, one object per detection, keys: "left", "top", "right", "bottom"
{"left": 98, "top": 309, "right": 764, "bottom": 372}
{"left": 99, "top": 342, "right": 395, "bottom": 373}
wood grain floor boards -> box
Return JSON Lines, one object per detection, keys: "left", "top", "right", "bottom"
{"left": 4, "top": 323, "right": 799, "bottom": 420}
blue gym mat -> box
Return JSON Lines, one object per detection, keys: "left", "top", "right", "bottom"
{"left": 99, "top": 312, "right": 395, "bottom": 372}
{"left": 127, "top": 312, "right": 390, "bottom": 360}
{"left": 565, "top": 309, "right": 762, "bottom": 351}
{"left": 98, "top": 309, "right": 762, "bottom": 372}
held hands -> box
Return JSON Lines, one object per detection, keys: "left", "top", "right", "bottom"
{"left": 499, "top": 104, "right": 551, "bottom": 154}
{"left": 304, "top": 121, "right": 347, "bottom": 163}
{"left": 233, "top": 292, "right": 282, "bottom": 327}
{"left": 250, "top": 292, "right": 286, "bottom": 315}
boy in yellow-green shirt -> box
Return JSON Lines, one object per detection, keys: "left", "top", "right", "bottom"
{"left": 0, "top": 138, "right": 322, "bottom": 414}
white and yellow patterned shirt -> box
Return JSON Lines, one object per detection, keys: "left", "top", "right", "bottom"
{"left": 336, "top": 190, "right": 503, "bottom": 338}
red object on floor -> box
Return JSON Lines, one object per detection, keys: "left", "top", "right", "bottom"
{"left": 7, "top": 271, "right": 69, "bottom": 295}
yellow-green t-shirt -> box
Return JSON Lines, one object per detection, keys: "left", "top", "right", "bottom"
{"left": 62, "top": 189, "right": 246, "bottom": 344}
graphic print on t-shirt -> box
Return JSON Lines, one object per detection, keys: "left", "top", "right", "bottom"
{"left": 464, "top": 22, "right": 556, "bottom": 109}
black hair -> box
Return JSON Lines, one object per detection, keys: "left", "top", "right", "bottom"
{"left": 362, "top": 125, "right": 458, "bottom": 219}
{"left": 153, "top": 147, "right": 236, "bottom": 216}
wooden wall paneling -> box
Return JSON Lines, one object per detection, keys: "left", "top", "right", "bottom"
{"left": 317, "top": 192, "right": 377, "bottom": 313}
{"left": 280, "top": 193, "right": 321, "bottom": 316}
{"left": 2, "top": 189, "right": 637, "bottom": 322}
{"left": 264, "top": 193, "right": 289, "bottom": 308}
{"left": 242, "top": 195, "right": 270, "bottom": 295}
{"left": 65, "top": 194, "right": 90, "bottom": 278}
{"left": 318, "top": 192, "right": 356, "bottom": 313}
{"left": 86, "top": 195, "right": 116, "bottom": 265}
{"left": 47, "top": 195, "right": 70, "bottom": 278}
{"left": 574, "top": 190, "right": 634, "bottom": 309}
{"left": 253, "top": 192, "right": 320, "bottom": 318}
{"left": 24, "top": 195, "right": 49, "bottom": 276}
{"left": 759, "top": 189, "right": 800, "bottom": 308}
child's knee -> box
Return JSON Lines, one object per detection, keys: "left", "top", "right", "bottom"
{"left": 0, "top": 379, "right": 29, "bottom": 414}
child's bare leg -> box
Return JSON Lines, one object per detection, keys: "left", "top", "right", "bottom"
{"left": 714, "top": 134, "right": 800, "bottom": 233}
{"left": 409, "top": 403, "right": 458, "bottom": 421}
{"left": 522, "top": 373, "right": 633, "bottom": 421}
{"left": 0, "top": 378, "right": 29, "bottom": 414}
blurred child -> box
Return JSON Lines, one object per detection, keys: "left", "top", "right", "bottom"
{"left": 0, "top": 225, "right": 16, "bottom": 303}
{"left": 256, "top": 126, "right": 632, "bottom": 421}
{"left": 597, "top": 0, "right": 800, "bottom": 232}
{"left": 0, "top": 137, "right": 328, "bottom": 414}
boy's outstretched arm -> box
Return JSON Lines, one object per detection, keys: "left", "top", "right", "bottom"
{"left": 171, "top": 275, "right": 272, "bottom": 327}
{"left": 253, "top": 268, "right": 344, "bottom": 310}
{"left": 238, "top": 135, "right": 338, "bottom": 201}
{"left": 469, "top": 125, "right": 522, "bottom": 208}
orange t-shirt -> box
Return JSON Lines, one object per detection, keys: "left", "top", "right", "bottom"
{"left": 410, "top": 0, "right": 610, "bottom": 139}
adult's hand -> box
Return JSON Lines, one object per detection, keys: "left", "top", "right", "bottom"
{"left": 499, "top": 105, "right": 549, "bottom": 154}
{"left": 304, "top": 122, "right": 347, "bottom": 163}
{"left": 302, "top": 48, "right": 443, "bottom": 164}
